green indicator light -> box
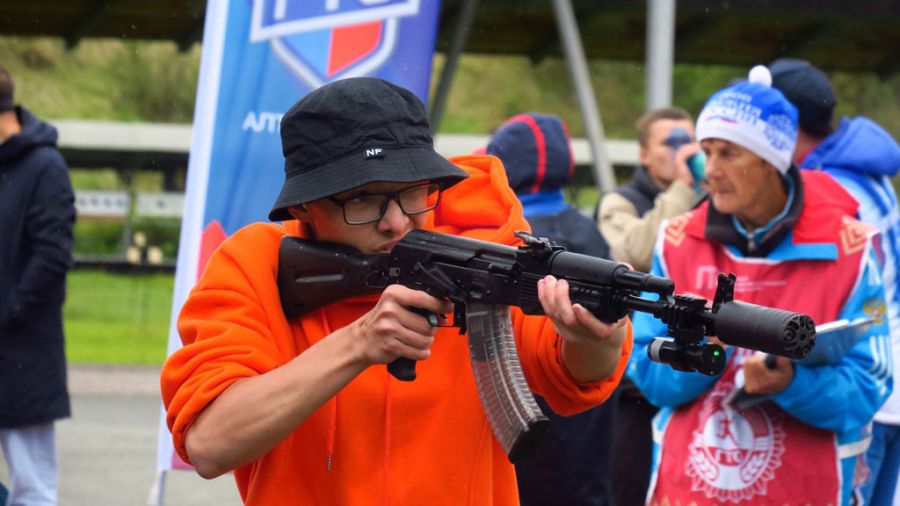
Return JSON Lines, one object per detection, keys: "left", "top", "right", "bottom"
{"left": 713, "top": 350, "right": 721, "bottom": 357}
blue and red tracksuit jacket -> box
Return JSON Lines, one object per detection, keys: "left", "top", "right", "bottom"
{"left": 628, "top": 168, "right": 892, "bottom": 505}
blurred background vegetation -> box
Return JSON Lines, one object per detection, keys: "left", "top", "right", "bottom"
{"left": 65, "top": 270, "right": 174, "bottom": 365}
{"left": 0, "top": 37, "right": 200, "bottom": 122}
{"left": 5, "top": 36, "right": 900, "bottom": 138}
{"left": 2, "top": 35, "right": 899, "bottom": 364}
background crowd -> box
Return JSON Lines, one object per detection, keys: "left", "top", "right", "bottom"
{"left": 486, "top": 59, "right": 898, "bottom": 505}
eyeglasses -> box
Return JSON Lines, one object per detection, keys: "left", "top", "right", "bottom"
{"left": 327, "top": 183, "right": 442, "bottom": 225}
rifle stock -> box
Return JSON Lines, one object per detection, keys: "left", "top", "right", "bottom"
{"left": 277, "top": 238, "right": 385, "bottom": 319}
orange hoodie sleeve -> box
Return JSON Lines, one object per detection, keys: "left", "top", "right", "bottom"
{"left": 160, "top": 223, "right": 295, "bottom": 463}
{"left": 437, "top": 155, "right": 633, "bottom": 416}
{"left": 512, "top": 309, "right": 632, "bottom": 416}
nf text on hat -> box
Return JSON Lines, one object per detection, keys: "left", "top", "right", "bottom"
{"left": 696, "top": 65, "right": 799, "bottom": 174}
{"left": 268, "top": 77, "right": 468, "bottom": 222}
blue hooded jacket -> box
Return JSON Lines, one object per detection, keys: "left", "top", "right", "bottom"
{"left": 803, "top": 117, "right": 900, "bottom": 179}
{"left": 801, "top": 116, "right": 900, "bottom": 425}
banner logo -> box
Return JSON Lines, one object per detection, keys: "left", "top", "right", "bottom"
{"left": 251, "top": 0, "right": 421, "bottom": 88}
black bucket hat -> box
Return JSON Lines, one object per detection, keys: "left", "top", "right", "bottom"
{"left": 268, "top": 77, "right": 469, "bottom": 221}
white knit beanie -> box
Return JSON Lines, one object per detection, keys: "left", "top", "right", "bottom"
{"left": 696, "top": 65, "right": 799, "bottom": 173}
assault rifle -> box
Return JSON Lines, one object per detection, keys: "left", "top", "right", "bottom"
{"left": 277, "top": 229, "right": 816, "bottom": 378}
{"left": 277, "top": 229, "right": 815, "bottom": 463}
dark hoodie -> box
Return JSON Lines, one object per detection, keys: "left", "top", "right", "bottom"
{"left": 487, "top": 114, "right": 613, "bottom": 506}
{"left": 486, "top": 113, "right": 610, "bottom": 260}
{"left": 0, "top": 106, "right": 74, "bottom": 427}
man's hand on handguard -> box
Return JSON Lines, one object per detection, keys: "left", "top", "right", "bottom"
{"left": 538, "top": 275, "right": 628, "bottom": 383}
{"left": 742, "top": 354, "right": 793, "bottom": 395}
{"left": 349, "top": 284, "right": 452, "bottom": 367}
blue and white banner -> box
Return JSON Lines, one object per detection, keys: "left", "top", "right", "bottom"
{"left": 154, "top": 0, "right": 442, "bottom": 484}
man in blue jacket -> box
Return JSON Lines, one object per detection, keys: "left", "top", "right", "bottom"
{"left": 771, "top": 57, "right": 900, "bottom": 506}
{"left": 0, "top": 66, "right": 75, "bottom": 506}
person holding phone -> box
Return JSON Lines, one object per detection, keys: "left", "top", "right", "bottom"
{"left": 598, "top": 107, "right": 702, "bottom": 274}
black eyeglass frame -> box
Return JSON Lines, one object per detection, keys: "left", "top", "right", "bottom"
{"left": 326, "top": 182, "right": 442, "bottom": 225}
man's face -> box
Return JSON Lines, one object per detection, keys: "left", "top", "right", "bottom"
{"left": 290, "top": 181, "right": 431, "bottom": 254}
{"left": 702, "top": 138, "right": 780, "bottom": 219}
{"left": 640, "top": 118, "right": 695, "bottom": 185}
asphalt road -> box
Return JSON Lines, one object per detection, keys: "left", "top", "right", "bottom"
{"left": 0, "top": 364, "right": 242, "bottom": 506}
{"left": 4, "top": 364, "right": 899, "bottom": 505}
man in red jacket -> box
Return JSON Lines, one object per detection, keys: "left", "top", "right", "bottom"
{"left": 161, "top": 77, "right": 632, "bottom": 505}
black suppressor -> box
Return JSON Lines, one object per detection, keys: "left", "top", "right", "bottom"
{"left": 713, "top": 300, "right": 816, "bottom": 359}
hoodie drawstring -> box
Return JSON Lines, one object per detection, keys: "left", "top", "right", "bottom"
{"left": 383, "top": 374, "right": 393, "bottom": 506}
{"left": 317, "top": 308, "right": 394, "bottom": 502}
{"left": 319, "top": 310, "right": 338, "bottom": 472}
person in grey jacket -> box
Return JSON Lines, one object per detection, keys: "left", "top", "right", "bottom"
{"left": 0, "top": 66, "right": 75, "bottom": 506}
{"left": 598, "top": 107, "right": 700, "bottom": 273}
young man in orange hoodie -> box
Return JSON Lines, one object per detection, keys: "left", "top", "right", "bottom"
{"left": 160, "top": 77, "right": 632, "bottom": 505}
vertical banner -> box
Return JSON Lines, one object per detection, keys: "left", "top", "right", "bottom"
{"left": 154, "top": 0, "right": 442, "bottom": 481}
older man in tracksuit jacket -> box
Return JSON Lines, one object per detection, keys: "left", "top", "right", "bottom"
{"left": 629, "top": 66, "right": 892, "bottom": 506}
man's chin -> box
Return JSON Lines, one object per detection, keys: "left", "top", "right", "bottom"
{"left": 710, "top": 195, "right": 736, "bottom": 215}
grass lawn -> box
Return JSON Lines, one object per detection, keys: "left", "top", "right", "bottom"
{"left": 64, "top": 269, "right": 175, "bottom": 365}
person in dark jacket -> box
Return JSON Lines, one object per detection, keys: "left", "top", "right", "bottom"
{"left": 486, "top": 113, "right": 613, "bottom": 506}
{"left": 487, "top": 113, "right": 609, "bottom": 259}
{"left": 598, "top": 107, "right": 700, "bottom": 273}
{"left": 0, "top": 66, "right": 75, "bottom": 506}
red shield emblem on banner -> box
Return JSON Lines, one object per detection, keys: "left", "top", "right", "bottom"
{"left": 250, "top": 0, "right": 420, "bottom": 87}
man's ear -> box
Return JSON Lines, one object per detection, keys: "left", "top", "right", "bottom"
{"left": 286, "top": 204, "right": 311, "bottom": 222}
{"left": 638, "top": 146, "right": 650, "bottom": 168}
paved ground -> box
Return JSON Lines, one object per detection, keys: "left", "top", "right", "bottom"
{"left": 0, "top": 364, "right": 242, "bottom": 506}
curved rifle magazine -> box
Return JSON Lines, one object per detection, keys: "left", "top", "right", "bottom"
{"left": 465, "top": 303, "right": 549, "bottom": 463}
